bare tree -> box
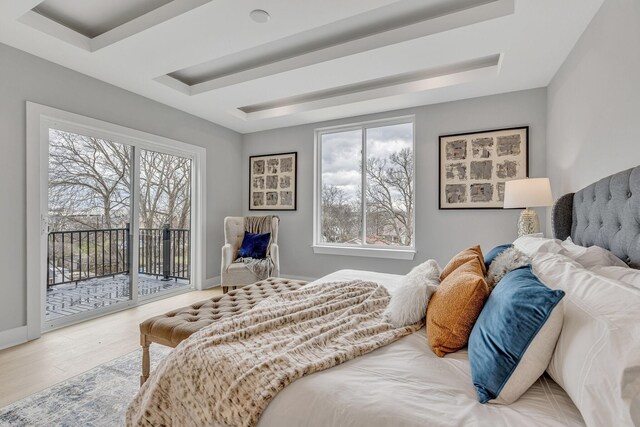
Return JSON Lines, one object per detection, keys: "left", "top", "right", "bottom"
{"left": 48, "top": 130, "right": 192, "bottom": 232}
{"left": 320, "top": 148, "right": 413, "bottom": 246}
{"left": 139, "top": 151, "right": 191, "bottom": 229}
{"left": 321, "top": 184, "right": 360, "bottom": 243}
{"left": 48, "top": 130, "right": 130, "bottom": 230}
{"left": 365, "top": 147, "right": 414, "bottom": 246}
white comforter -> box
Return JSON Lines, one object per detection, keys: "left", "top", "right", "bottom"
{"left": 257, "top": 269, "right": 585, "bottom": 427}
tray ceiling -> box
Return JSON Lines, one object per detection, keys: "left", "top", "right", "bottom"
{"left": 33, "top": 0, "right": 174, "bottom": 38}
{"left": 0, "top": 0, "right": 604, "bottom": 133}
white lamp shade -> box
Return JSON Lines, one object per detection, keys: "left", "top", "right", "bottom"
{"left": 503, "top": 178, "right": 553, "bottom": 209}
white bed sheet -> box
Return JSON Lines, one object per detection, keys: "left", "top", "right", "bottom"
{"left": 258, "top": 269, "right": 585, "bottom": 427}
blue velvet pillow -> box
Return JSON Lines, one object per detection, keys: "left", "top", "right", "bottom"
{"left": 238, "top": 232, "right": 271, "bottom": 259}
{"left": 484, "top": 243, "right": 513, "bottom": 270}
{"left": 468, "top": 265, "right": 565, "bottom": 404}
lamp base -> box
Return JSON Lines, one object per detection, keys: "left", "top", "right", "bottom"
{"left": 517, "top": 208, "right": 540, "bottom": 237}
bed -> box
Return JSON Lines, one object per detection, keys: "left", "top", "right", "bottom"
{"left": 128, "top": 166, "right": 640, "bottom": 427}
{"left": 258, "top": 269, "right": 584, "bottom": 427}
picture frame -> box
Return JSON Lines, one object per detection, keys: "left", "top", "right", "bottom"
{"left": 439, "top": 126, "right": 529, "bottom": 209}
{"left": 249, "top": 152, "right": 297, "bottom": 211}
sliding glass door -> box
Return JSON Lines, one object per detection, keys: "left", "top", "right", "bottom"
{"left": 44, "top": 125, "right": 194, "bottom": 329}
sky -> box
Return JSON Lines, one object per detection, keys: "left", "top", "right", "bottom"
{"left": 321, "top": 122, "right": 413, "bottom": 200}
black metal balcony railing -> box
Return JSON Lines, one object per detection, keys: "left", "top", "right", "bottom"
{"left": 47, "top": 224, "right": 190, "bottom": 287}
{"left": 139, "top": 227, "right": 190, "bottom": 280}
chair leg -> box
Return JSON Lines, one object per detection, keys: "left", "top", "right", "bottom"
{"left": 140, "top": 334, "right": 150, "bottom": 386}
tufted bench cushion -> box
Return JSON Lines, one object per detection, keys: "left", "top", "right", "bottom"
{"left": 141, "top": 278, "right": 308, "bottom": 347}
{"left": 139, "top": 278, "right": 307, "bottom": 385}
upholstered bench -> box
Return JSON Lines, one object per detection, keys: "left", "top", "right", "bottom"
{"left": 139, "top": 277, "right": 308, "bottom": 385}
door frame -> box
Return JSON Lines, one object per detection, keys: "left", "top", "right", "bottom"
{"left": 26, "top": 102, "right": 207, "bottom": 336}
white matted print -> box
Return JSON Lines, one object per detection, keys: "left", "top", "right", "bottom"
{"left": 439, "top": 127, "right": 528, "bottom": 209}
{"left": 249, "top": 152, "right": 297, "bottom": 210}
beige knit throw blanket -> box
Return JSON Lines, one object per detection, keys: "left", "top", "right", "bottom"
{"left": 126, "top": 280, "right": 421, "bottom": 427}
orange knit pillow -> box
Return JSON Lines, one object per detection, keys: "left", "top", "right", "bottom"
{"left": 427, "top": 257, "right": 489, "bottom": 357}
{"left": 440, "top": 245, "right": 486, "bottom": 281}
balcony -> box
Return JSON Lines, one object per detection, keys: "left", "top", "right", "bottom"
{"left": 46, "top": 225, "right": 190, "bottom": 321}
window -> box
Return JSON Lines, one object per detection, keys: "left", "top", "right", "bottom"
{"left": 314, "top": 117, "right": 415, "bottom": 259}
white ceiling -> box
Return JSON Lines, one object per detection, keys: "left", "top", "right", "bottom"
{"left": 0, "top": 0, "right": 604, "bottom": 134}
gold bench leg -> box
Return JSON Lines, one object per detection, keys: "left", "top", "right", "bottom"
{"left": 140, "top": 333, "right": 150, "bottom": 386}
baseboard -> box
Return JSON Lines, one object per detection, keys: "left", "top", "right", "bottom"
{"left": 280, "top": 274, "right": 318, "bottom": 282}
{"left": 0, "top": 325, "right": 28, "bottom": 351}
{"left": 202, "top": 276, "right": 221, "bottom": 289}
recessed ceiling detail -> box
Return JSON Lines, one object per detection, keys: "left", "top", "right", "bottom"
{"left": 19, "top": 0, "right": 211, "bottom": 51}
{"left": 33, "top": 0, "right": 174, "bottom": 38}
{"left": 161, "top": 0, "right": 514, "bottom": 95}
{"left": 1, "top": 0, "right": 606, "bottom": 132}
{"left": 235, "top": 54, "right": 502, "bottom": 121}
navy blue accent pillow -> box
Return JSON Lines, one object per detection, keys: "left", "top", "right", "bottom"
{"left": 468, "top": 265, "right": 565, "bottom": 404}
{"left": 238, "top": 232, "right": 271, "bottom": 259}
{"left": 484, "top": 243, "right": 513, "bottom": 270}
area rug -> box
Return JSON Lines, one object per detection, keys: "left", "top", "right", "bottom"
{"left": 0, "top": 345, "right": 171, "bottom": 427}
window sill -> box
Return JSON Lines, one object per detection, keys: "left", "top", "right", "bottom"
{"left": 312, "top": 245, "right": 416, "bottom": 260}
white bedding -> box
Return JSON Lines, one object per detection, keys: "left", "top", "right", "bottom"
{"left": 258, "top": 269, "right": 585, "bottom": 427}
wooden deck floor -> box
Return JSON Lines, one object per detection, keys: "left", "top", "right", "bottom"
{"left": 46, "top": 274, "right": 190, "bottom": 321}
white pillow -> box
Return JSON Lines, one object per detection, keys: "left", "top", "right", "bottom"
{"left": 591, "top": 265, "right": 640, "bottom": 289}
{"left": 533, "top": 252, "right": 640, "bottom": 427}
{"left": 383, "top": 259, "right": 440, "bottom": 328}
{"left": 513, "top": 235, "right": 564, "bottom": 257}
{"left": 561, "top": 237, "right": 628, "bottom": 269}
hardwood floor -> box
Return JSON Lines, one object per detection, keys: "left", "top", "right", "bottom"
{"left": 0, "top": 287, "right": 222, "bottom": 408}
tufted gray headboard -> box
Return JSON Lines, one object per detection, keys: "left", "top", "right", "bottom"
{"left": 552, "top": 166, "right": 640, "bottom": 269}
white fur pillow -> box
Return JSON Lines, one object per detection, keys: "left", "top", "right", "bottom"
{"left": 486, "top": 247, "right": 531, "bottom": 290}
{"left": 383, "top": 259, "right": 440, "bottom": 328}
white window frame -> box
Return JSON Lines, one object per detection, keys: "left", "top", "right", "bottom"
{"left": 26, "top": 102, "right": 207, "bottom": 336}
{"left": 313, "top": 115, "right": 416, "bottom": 260}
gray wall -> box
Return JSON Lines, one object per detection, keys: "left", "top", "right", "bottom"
{"left": 243, "top": 88, "right": 547, "bottom": 279}
{"left": 0, "top": 43, "right": 243, "bottom": 333}
{"left": 547, "top": 0, "right": 640, "bottom": 199}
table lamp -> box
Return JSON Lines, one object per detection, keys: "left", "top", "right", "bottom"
{"left": 503, "top": 178, "right": 553, "bottom": 237}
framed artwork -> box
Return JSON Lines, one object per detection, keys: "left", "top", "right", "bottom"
{"left": 249, "top": 152, "right": 297, "bottom": 211}
{"left": 439, "top": 126, "right": 529, "bottom": 209}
